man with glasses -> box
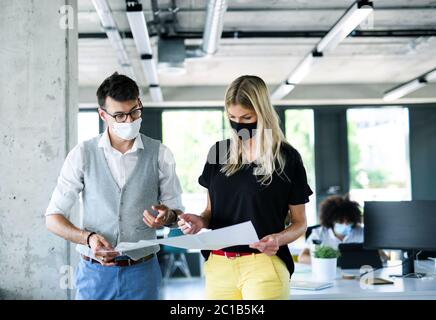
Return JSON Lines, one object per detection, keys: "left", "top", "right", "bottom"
{"left": 45, "top": 72, "right": 184, "bottom": 300}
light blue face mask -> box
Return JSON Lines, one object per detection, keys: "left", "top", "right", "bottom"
{"left": 334, "top": 223, "right": 352, "bottom": 237}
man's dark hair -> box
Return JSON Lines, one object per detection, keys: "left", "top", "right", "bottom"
{"left": 319, "top": 194, "right": 362, "bottom": 229}
{"left": 96, "top": 72, "right": 139, "bottom": 108}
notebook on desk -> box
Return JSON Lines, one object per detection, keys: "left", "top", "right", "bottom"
{"left": 290, "top": 281, "right": 334, "bottom": 291}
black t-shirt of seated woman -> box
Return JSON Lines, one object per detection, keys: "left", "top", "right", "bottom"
{"left": 198, "top": 139, "right": 313, "bottom": 277}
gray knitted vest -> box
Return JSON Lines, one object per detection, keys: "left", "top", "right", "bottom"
{"left": 76, "top": 133, "right": 160, "bottom": 260}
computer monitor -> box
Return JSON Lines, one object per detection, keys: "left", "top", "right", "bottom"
{"left": 364, "top": 201, "right": 436, "bottom": 277}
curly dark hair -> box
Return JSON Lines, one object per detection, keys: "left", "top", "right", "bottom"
{"left": 319, "top": 194, "right": 362, "bottom": 229}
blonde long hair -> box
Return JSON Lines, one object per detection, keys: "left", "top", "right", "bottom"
{"left": 221, "top": 75, "right": 288, "bottom": 185}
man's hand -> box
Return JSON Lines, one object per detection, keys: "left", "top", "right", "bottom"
{"left": 88, "top": 233, "right": 119, "bottom": 266}
{"left": 249, "top": 234, "right": 281, "bottom": 256}
{"left": 143, "top": 204, "right": 175, "bottom": 229}
{"left": 177, "top": 213, "right": 206, "bottom": 235}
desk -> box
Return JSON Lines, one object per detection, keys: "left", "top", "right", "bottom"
{"left": 290, "top": 261, "right": 436, "bottom": 300}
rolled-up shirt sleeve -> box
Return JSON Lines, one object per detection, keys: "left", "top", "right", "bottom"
{"left": 158, "top": 144, "right": 185, "bottom": 212}
{"left": 45, "top": 143, "right": 85, "bottom": 218}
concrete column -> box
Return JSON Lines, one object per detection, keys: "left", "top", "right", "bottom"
{"left": 410, "top": 106, "right": 436, "bottom": 200}
{"left": 314, "top": 108, "right": 350, "bottom": 208}
{"left": 0, "top": 0, "right": 78, "bottom": 299}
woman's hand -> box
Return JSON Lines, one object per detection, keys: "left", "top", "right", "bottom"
{"left": 249, "top": 234, "right": 281, "bottom": 256}
{"left": 177, "top": 213, "right": 206, "bottom": 235}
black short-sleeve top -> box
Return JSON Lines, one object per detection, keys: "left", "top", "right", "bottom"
{"left": 198, "top": 139, "right": 313, "bottom": 277}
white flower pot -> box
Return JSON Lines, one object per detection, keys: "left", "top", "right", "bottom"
{"left": 312, "top": 257, "right": 338, "bottom": 282}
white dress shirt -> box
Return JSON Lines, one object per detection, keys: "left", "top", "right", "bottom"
{"left": 46, "top": 130, "right": 184, "bottom": 217}
{"left": 305, "top": 225, "right": 364, "bottom": 250}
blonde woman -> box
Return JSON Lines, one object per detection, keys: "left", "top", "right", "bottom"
{"left": 178, "top": 75, "right": 313, "bottom": 300}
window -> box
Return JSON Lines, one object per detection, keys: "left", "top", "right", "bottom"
{"left": 347, "top": 108, "right": 411, "bottom": 205}
{"left": 78, "top": 109, "right": 100, "bottom": 143}
{"left": 285, "top": 109, "right": 317, "bottom": 226}
{"left": 162, "top": 110, "right": 224, "bottom": 213}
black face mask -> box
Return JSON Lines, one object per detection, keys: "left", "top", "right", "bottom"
{"left": 229, "top": 120, "right": 258, "bottom": 141}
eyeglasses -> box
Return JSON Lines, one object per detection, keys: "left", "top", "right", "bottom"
{"left": 101, "top": 100, "right": 143, "bottom": 123}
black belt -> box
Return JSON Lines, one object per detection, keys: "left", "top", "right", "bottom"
{"left": 81, "top": 254, "right": 154, "bottom": 267}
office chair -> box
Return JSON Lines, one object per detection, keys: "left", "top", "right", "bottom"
{"left": 161, "top": 228, "right": 192, "bottom": 279}
{"left": 305, "top": 224, "right": 321, "bottom": 240}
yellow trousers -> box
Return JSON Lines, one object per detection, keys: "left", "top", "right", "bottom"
{"left": 204, "top": 253, "right": 290, "bottom": 300}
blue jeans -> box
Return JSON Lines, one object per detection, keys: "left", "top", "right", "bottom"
{"left": 74, "top": 255, "right": 162, "bottom": 300}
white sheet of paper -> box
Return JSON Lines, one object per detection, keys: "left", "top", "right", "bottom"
{"left": 155, "top": 220, "right": 259, "bottom": 250}
{"left": 114, "top": 240, "right": 157, "bottom": 252}
{"left": 147, "top": 235, "right": 203, "bottom": 249}
{"left": 196, "top": 221, "right": 259, "bottom": 250}
{"left": 113, "top": 221, "right": 259, "bottom": 252}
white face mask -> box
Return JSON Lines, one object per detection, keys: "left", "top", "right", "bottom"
{"left": 111, "top": 118, "right": 142, "bottom": 141}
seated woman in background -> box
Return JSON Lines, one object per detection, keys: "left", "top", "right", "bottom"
{"left": 298, "top": 195, "right": 363, "bottom": 264}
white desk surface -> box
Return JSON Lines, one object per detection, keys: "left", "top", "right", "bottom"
{"left": 290, "top": 261, "right": 436, "bottom": 300}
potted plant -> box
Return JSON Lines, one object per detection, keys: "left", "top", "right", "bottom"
{"left": 312, "top": 245, "right": 340, "bottom": 282}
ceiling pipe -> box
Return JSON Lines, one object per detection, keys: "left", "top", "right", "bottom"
{"left": 186, "top": 0, "right": 228, "bottom": 58}
{"left": 201, "top": 0, "right": 228, "bottom": 56}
